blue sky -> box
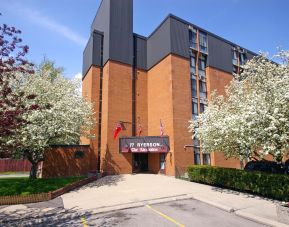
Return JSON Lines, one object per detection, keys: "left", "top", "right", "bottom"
{"left": 1, "top": 0, "right": 289, "bottom": 79}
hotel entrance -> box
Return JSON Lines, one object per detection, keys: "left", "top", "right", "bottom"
{"left": 119, "top": 136, "right": 170, "bottom": 174}
{"left": 133, "top": 153, "right": 148, "bottom": 173}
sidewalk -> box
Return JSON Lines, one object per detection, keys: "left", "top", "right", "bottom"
{"left": 0, "top": 174, "right": 287, "bottom": 227}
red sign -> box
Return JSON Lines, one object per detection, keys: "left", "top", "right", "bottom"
{"left": 119, "top": 136, "right": 170, "bottom": 153}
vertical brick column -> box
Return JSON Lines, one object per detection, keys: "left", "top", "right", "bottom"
{"left": 148, "top": 54, "right": 193, "bottom": 176}
{"left": 100, "top": 61, "right": 133, "bottom": 175}
{"left": 81, "top": 66, "right": 101, "bottom": 172}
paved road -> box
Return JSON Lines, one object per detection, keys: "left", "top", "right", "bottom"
{"left": 0, "top": 199, "right": 266, "bottom": 227}
{"left": 86, "top": 199, "right": 266, "bottom": 227}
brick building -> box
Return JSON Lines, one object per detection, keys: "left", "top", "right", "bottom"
{"left": 82, "top": 0, "right": 257, "bottom": 176}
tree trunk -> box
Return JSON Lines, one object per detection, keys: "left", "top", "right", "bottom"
{"left": 29, "top": 162, "right": 38, "bottom": 179}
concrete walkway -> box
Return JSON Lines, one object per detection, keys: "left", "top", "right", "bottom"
{"left": 0, "top": 172, "right": 29, "bottom": 178}
{"left": 60, "top": 174, "right": 286, "bottom": 227}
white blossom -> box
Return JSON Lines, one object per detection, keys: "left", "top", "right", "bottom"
{"left": 189, "top": 50, "right": 289, "bottom": 162}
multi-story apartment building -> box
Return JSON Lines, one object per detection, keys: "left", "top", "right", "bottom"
{"left": 82, "top": 0, "right": 257, "bottom": 176}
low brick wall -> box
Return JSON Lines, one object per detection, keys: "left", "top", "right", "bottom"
{"left": 0, "top": 176, "right": 97, "bottom": 206}
{"left": 41, "top": 145, "right": 97, "bottom": 178}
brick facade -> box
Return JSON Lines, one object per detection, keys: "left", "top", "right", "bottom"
{"left": 41, "top": 145, "right": 95, "bottom": 178}
{"left": 78, "top": 55, "right": 243, "bottom": 177}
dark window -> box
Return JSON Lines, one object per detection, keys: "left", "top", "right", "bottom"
{"left": 203, "top": 153, "right": 211, "bottom": 165}
{"left": 190, "top": 55, "right": 196, "bottom": 68}
{"left": 199, "top": 80, "right": 207, "bottom": 98}
{"left": 191, "top": 75, "right": 197, "bottom": 97}
{"left": 233, "top": 65, "right": 238, "bottom": 74}
{"left": 193, "top": 137, "right": 200, "bottom": 146}
{"left": 199, "top": 32, "right": 208, "bottom": 53}
{"left": 198, "top": 56, "right": 206, "bottom": 77}
{"left": 74, "top": 150, "right": 85, "bottom": 159}
{"left": 194, "top": 147, "right": 201, "bottom": 165}
{"left": 189, "top": 29, "right": 197, "bottom": 49}
{"left": 192, "top": 99, "right": 198, "bottom": 119}
{"left": 200, "top": 103, "right": 206, "bottom": 113}
{"left": 232, "top": 50, "right": 238, "bottom": 65}
{"left": 160, "top": 154, "right": 166, "bottom": 170}
{"left": 240, "top": 53, "right": 247, "bottom": 65}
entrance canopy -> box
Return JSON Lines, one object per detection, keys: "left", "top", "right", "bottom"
{"left": 119, "top": 136, "right": 170, "bottom": 153}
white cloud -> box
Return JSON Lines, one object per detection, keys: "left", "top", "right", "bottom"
{"left": 2, "top": 2, "right": 87, "bottom": 47}
{"left": 27, "top": 12, "right": 87, "bottom": 47}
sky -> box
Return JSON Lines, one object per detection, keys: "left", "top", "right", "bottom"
{"left": 1, "top": 0, "right": 289, "bottom": 79}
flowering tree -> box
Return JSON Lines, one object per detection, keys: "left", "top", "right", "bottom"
{"left": 0, "top": 19, "right": 35, "bottom": 155}
{"left": 11, "top": 60, "right": 95, "bottom": 178}
{"left": 189, "top": 51, "right": 289, "bottom": 162}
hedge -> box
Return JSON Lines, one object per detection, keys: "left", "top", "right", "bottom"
{"left": 187, "top": 165, "right": 289, "bottom": 201}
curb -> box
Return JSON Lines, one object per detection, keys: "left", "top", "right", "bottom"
{"left": 89, "top": 194, "right": 193, "bottom": 215}
{"left": 191, "top": 195, "right": 286, "bottom": 227}
{"left": 189, "top": 194, "right": 235, "bottom": 213}
{"left": 235, "top": 210, "right": 288, "bottom": 227}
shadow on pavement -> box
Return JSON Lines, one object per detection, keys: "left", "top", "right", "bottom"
{"left": 72, "top": 175, "right": 125, "bottom": 192}
{"left": 0, "top": 206, "right": 91, "bottom": 227}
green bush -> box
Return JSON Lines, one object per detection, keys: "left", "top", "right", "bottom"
{"left": 187, "top": 165, "right": 289, "bottom": 201}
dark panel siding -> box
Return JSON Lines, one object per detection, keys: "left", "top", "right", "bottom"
{"left": 207, "top": 34, "right": 233, "bottom": 73}
{"left": 83, "top": 32, "right": 103, "bottom": 76}
{"left": 83, "top": 35, "right": 93, "bottom": 76}
{"left": 170, "top": 17, "right": 190, "bottom": 59}
{"left": 91, "top": 0, "right": 110, "bottom": 64}
{"left": 147, "top": 18, "right": 171, "bottom": 69}
{"left": 109, "top": 0, "right": 133, "bottom": 66}
{"left": 92, "top": 32, "right": 103, "bottom": 67}
{"left": 135, "top": 36, "right": 147, "bottom": 70}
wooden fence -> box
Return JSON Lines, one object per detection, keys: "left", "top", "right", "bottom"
{"left": 0, "top": 159, "right": 31, "bottom": 172}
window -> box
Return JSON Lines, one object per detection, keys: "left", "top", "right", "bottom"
{"left": 203, "top": 153, "right": 211, "bottom": 165}
{"left": 192, "top": 99, "right": 198, "bottom": 119}
{"left": 232, "top": 50, "right": 238, "bottom": 65}
{"left": 199, "top": 80, "right": 207, "bottom": 99}
{"left": 191, "top": 74, "right": 197, "bottom": 97}
{"left": 190, "top": 55, "right": 196, "bottom": 68}
{"left": 194, "top": 147, "right": 201, "bottom": 165}
{"left": 199, "top": 32, "right": 208, "bottom": 53}
{"left": 193, "top": 137, "right": 200, "bottom": 146}
{"left": 233, "top": 65, "right": 238, "bottom": 73}
{"left": 189, "top": 29, "right": 197, "bottom": 49}
{"left": 198, "top": 56, "right": 206, "bottom": 77}
{"left": 160, "top": 154, "right": 166, "bottom": 170}
{"left": 200, "top": 103, "right": 206, "bottom": 113}
{"left": 240, "top": 53, "right": 247, "bottom": 65}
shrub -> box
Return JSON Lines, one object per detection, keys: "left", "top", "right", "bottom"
{"left": 187, "top": 165, "right": 289, "bottom": 201}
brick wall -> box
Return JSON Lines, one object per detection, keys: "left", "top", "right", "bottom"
{"left": 41, "top": 145, "right": 96, "bottom": 178}
{"left": 206, "top": 66, "right": 241, "bottom": 169}
{"left": 0, "top": 159, "right": 31, "bottom": 172}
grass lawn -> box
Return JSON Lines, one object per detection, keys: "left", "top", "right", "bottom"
{"left": 0, "top": 176, "right": 85, "bottom": 196}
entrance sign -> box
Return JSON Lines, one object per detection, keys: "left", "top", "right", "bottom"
{"left": 120, "top": 136, "right": 170, "bottom": 153}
